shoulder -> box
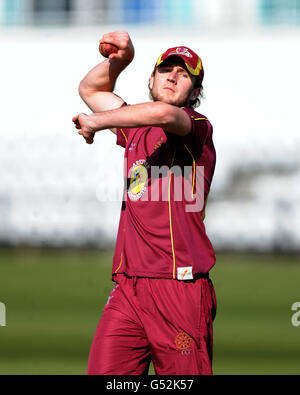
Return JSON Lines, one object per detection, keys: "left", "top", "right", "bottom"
{"left": 181, "top": 107, "right": 213, "bottom": 142}
{"left": 182, "top": 107, "right": 212, "bottom": 127}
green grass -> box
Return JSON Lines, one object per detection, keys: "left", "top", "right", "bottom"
{"left": 211, "top": 253, "right": 300, "bottom": 375}
{"left": 0, "top": 248, "right": 299, "bottom": 375}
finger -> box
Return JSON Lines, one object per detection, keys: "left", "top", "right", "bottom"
{"left": 81, "top": 131, "right": 95, "bottom": 141}
{"left": 101, "top": 33, "right": 127, "bottom": 48}
{"left": 87, "top": 132, "right": 95, "bottom": 143}
{"left": 73, "top": 120, "right": 81, "bottom": 129}
{"left": 80, "top": 133, "right": 93, "bottom": 144}
{"left": 109, "top": 53, "right": 118, "bottom": 60}
{"left": 72, "top": 115, "right": 79, "bottom": 123}
{"left": 100, "top": 34, "right": 117, "bottom": 46}
{"left": 86, "top": 137, "right": 94, "bottom": 145}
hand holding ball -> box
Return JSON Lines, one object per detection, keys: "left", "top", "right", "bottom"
{"left": 99, "top": 42, "right": 119, "bottom": 58}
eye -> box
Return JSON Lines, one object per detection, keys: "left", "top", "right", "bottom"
{"left": 179, "top": 71, "right": 189, "bottom": 78}
{"left": 158, "top": 67, "right": 172, "bottom": 73}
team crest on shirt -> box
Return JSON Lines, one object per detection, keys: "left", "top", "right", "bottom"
{"left": 128, "top": 159, "right": 150, "bottom": 201}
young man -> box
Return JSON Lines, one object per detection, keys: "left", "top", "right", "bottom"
{"left": 73, "top": 31, "right": 217, "bottom": 375}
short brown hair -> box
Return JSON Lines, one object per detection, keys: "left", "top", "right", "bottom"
{"left": 190, "top": 76, "right": 204, "bottom": 109}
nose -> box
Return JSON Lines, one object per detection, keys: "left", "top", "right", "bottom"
{"left": 167, "top": 70, "right": 177, "bottom": 84}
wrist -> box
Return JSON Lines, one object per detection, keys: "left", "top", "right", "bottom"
{"left": 109, "top": 56, "right": 132, "bottom": 70}
{"left": 88, "top": 113, "right": 100, "bottom": 132}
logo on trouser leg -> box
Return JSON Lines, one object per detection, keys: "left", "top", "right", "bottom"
{"left": 175, "top": 331, "right": 192, "bottom": 355}
{"left": 106, "top": 285, "right": 119, "bottom": 305}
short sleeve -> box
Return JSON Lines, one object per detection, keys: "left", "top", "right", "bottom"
{"left": 179, "top": 107, "right": 213, "bottom": 160}
{"left": 116, "top": 102, "right": 130, "bottom": 148}
{"left": 116, "top": 127, "right": 130, "bottom": 148}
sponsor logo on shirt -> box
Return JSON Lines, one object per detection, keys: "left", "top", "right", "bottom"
{"left": 177, "top": 266, "right": 193, "bottom": 281}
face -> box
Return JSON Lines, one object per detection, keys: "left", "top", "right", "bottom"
{"left": 149, "top": 57, "right": 200, "bottom": 107}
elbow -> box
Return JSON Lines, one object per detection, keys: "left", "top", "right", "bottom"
{"left": 78, "top": 79, "right": 88, "bottom": 100}
{"left": 78, "top": 79, "right": 96, "bottom": 101}
{"left": 154, "top": 102, "right": 191, "bottom": 136}
{"left": 155, "top": 102, "right": 176, "bottom": 127}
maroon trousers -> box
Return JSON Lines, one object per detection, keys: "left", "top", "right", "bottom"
{"left": 87, "top": 273, "right": 217, "bottom": 375}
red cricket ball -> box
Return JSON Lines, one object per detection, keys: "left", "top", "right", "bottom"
{"left": 99, "top": 42, "right": 119, "bottom": 58}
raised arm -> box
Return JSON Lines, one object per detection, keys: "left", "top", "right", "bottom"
{"left": 78, "top": 31, "right": 135, "bottom": 132}
{"left": 72, "top": 102, "right": 192, "bottom": 144}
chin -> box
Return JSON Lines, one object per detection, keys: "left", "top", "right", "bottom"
{"left": 154, "top": 95, "right": 186, "bottom": 107}
{"left": 166, "top": 98, "right": 187, "bottom": 107}
{"left": 150, "top": 90, "right": 188, "bottom": 107}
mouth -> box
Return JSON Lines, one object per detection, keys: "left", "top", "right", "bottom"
{"left": 163, "top": 87, "right": 175, "bottom": 93}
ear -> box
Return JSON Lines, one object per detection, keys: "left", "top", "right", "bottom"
{"left": 149, "top": 73, "right": 155, "bottom": 90}
{"left": 190, "top": 87, "right": 201, "bottom": 101}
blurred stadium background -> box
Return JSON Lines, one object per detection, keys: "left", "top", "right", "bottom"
{"left": 0, "top": 0, "right": 300, "bottom": 375}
